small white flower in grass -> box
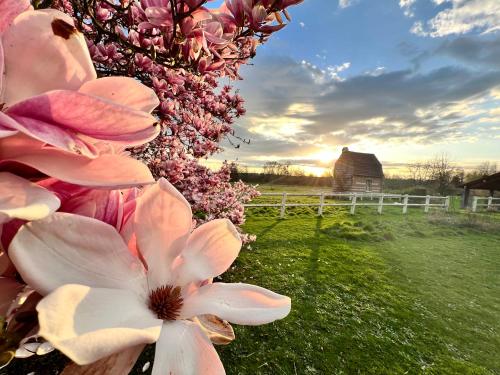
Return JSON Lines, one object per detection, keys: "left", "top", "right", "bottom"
{"left": 9, "top": 179, "right": 291, "bottom": 374}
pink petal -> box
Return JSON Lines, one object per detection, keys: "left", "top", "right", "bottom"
{"left": 134, "top": 178, "right": 192, "bottom": 288}
{"left": 152, "top": 321, "right": 225, "bottom": 375}
{"left": 2, "top": 9, "right": 96, "bottom": 105}
{"left": 37, "top": 284, "right": 162, "bottom": 365}
{"left": 9, "top": 212, "right": 147, "bottom": 296}
{"left": 174, "top": 219, "right": 241, "bottom": 286}
{"left": 0, "top": 0, "right": 30, "bottom": 33}
{"left": 0, "top": 276, "right": 23, "bottom": 316}
{"left": 0, "top": 40, "right": 4, "bottom": 103}
{"left": 0, "top": 112, "right": 19, "bottom": 138}
{"left": 145, "top": 7, "right": 173, "bottom": 26}
{"left": 0, "top": 172, "right": 60, "bottom": 223}
{"left": 180, "top": 283, "right": 291, "bottom": 325}
{"left": 79, "top": 77, "right": 160, "bottom": 113}
{"left": 6, "top": 90, "right": 159, "bottom": 155}
{"left": 0, "top": 135, "right": 154, "bottom": 188}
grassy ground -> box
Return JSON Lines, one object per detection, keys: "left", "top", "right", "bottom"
{"left": 3, "top": 190, "right": 500, "bottom": 375}
{"left": 214, "top": 208, "right": 500, "bottom": 374}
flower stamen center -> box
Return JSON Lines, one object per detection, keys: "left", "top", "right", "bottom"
{"left": 148, "top": 285, "right": 183, "bottom": 321}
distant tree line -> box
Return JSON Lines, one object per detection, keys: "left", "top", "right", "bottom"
{"left": 406, "top": 157, "right": 497, "bottom": 195}
{"left": 229, "top": 158, "right": 497, "bottom": 196}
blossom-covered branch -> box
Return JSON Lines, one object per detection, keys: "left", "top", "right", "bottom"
{"left": 53, "top": 0, "right": 302, "bottom": 232}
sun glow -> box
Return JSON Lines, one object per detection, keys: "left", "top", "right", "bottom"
{"left": 309, "top": 149, "right": 337, "bottom": 165}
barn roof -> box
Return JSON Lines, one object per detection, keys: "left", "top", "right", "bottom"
{"left": 461, "top": 172, "right": 500, "bottom": 191}
{"left": 335, "top": 149, "right": 384, "bottom": 178}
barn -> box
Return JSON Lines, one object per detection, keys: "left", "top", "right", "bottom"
{"left": 332, "top": 147, "right": 384, "bottom": 193}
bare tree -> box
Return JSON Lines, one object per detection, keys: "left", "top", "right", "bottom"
{"left": 465, "top": 161, "right": 497, "bottom": 182}
{"left": 428, "top": 154, "right": 459, "bottom": 195}
{"left": 262, "top": 161, "right": 291, "bottom": 176}
{"left": 408, "top": 161, "right": 433, "bottom": 183}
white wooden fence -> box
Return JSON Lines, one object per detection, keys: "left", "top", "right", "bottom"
{"left": 244, "top": 192, "right": 450, "bottom": 218}
{"left": 471, "top": 196, "right": 500, "bottom": 212}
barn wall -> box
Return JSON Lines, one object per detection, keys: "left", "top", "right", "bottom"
{"left": 333, "top": 163, "right": 355, "bottom": 192}
{"left": 333, "top": 175, "right": 383, "bottom": 193}
{"left": 351, "top": 176, "right": 383, "bottom": 193}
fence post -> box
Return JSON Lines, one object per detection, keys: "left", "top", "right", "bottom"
{"left": 402, "top": 194, "right": 409, "bottom": 214}
{"left": 318, "top": 192, "right": 325, "bottom": 216}
{"left": 445, "top": 196, "right": 450, "bottom": 211}
{"left": 487, "top": 196, "right": 493, "bottom": 210}
{"left": 350, "top": 193, "right": 357, "bottom": 214}
{"left": 280, "top": 192, "right": 287, "bottom": 219}
{"left": 377, "top": 195, "right": 384, "bottom": 214}
{"left": 424, "top": 195, "right": 430, "bottom": 213}
{"left": 472, "top": 196, "right": 478, "bottom": 212}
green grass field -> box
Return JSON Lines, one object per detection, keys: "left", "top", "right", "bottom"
{"left": 214, "top": 207, "right": 500, "bottom": 375}
{"left": 4, "top": 189, "right": 500, "bottom": 375}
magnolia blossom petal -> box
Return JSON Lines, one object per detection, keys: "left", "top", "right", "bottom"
{"left": 135, "top": 178, "right": 192, "bottom": 288}
{"left": 0, "top": 40, "right": 4, "bottom": 104}
{"left": 9, "top": 213, "right": 146, "bottom": 296}
{"left": 6, "top": 90, "right": 159, "bottom": 155}
{"left": 0, "top": 172, "right": 60, "bottom": 223}
{"left": 180, "top": 283, "right": 291, "bottom": 325}
{"left": 0, "top": 0, "right": 30, "bottom": 33}
{"left": 0, "top": 135, "right": 154, "bottom": 188}
{"left": 0, "top": 112, "right": 19, "bottom": 138}
{"left": 152, "top": 321, "right": 225, "bottom": 375}
{"left": 2, "top": 9, "right": 96, "bottom": 105}
{"left": 79, "top": 77, "right": 160, "bottom": 113}
{"left": 174, "top": 219, "right": 241, "bottom": 286}
{"left": 0, "top": 277, "right": 23, "bottom": 316}
{"left": 37, "top": 284, "right": 162, "bottom": 365}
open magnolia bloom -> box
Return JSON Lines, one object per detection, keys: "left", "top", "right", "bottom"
{"left": 0, "top": 0, "right": 159, "bottom": 187}
{"left": 9, "top": 179, "right": 291, "bottom": 374}
{"left": 0, "top": 1, "right": 160, "bottom": 155}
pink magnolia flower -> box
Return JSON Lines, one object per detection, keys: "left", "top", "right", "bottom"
{"left": 0, "top": 1, "right": 160, "bottom": 187}
{"left": 0, "top": 177, "right": 138, "bottom": 256}
{"left": 9, "top": 179, "right": 291, "bottom": 373}
{"left": 37, "top": 178, "right": 139, "bottom": 232}
{"left": 0, "top": 2, "right": 160, "bottom": 156}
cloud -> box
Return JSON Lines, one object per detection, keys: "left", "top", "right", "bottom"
{"left": 399, "top": 0, "right": 416, "bottom": 17}
{"left": 299, "top": 21, "right": 305, "bottom": 28}
{"left": 301, "top": 60, "right": 351, "bottom": 83}
{"left": 230, "top": 56, "right": 500, "bottom": 153}
{"left": 411, "top": 0, "right": 500, "bottom": 37}
{"left": 410, "top": 35, "right": 500, "bottom": 71}
{"left": 436, "top": 35, "right": 500, "bottom": 68}
{"left": 364, "top": 66, "right": 386, "bottom": 76}
{"left": 338, "top": 0, "right": 358, "bottom": 9}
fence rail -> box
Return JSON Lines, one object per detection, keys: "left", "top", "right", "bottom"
{"left": 471, "top": 196, "right": 500, "bottom": 212}
{"left": 244, "top": 192, "right": 450, "bottom": 218}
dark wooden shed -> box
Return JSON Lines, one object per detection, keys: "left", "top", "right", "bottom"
{"left": 333, "top": 147, "right": 384, "bottom": 193}
{"left": 461, "top": 172, "right": 500, "bottom": 208}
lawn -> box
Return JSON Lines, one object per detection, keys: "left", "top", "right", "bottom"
{"left": 214, "top": 208, "right": 500, "bottom": 374}
{"left": 4, "top": 204, "right": 500, "bottom": 375}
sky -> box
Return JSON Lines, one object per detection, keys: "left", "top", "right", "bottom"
{"left": 208, "top": 0, "right": 500, "bottom": 176}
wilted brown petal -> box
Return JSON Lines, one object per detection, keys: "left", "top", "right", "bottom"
{"left": 60, "top": 344, "right": 145, "bottom": 375}
{"left": 195, "top": 314, "right": 235, "bottom": 345}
